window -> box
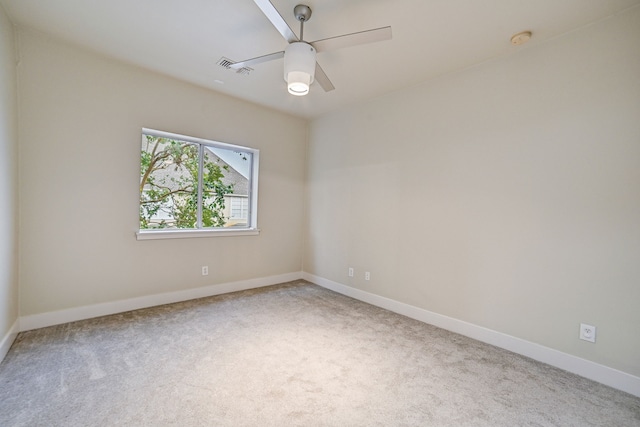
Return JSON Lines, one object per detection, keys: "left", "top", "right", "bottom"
{"left": 230, "top": 196, "right": 249, "bottom": 220}
{"left": 137, "top": 128, "right": 259, "bottom": 239}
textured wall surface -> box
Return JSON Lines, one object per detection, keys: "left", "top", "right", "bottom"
{"left": 0, "top": 5, "right": 19, "bottom": 347}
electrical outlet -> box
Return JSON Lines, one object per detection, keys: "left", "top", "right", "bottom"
{"left": 348, "top": 267, "right": 354, "bottom": 277}
{"left": 202, "top": 266, "right": 209, "bottom": 276}
{"left": 579, "top": 323, "right": 596, "bottom": 343}
{"left": 365, "top": 271, "right": 370, "bottom": 281}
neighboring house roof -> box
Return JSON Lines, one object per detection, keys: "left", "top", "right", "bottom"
{"left": 141, "top": 142, "right": 249, "bottom": 197}
{"left": 205, "top": 148, "right": 249, "bottom": 196}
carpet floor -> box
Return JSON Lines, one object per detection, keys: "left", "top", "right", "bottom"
{"left": 0, "top": 280, "right": 638, "bottom": 426}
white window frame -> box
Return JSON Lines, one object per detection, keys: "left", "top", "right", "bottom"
{"left": 136, "top": 128, "right": 260, "bottom": 240}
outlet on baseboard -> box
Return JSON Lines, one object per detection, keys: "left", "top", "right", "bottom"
{"left": 365, "top": 271, "right": 370, "bottom": 281}
{"left": 202, "top": 266, "right": 209, "bottom": 276}
{"left": 348, "top": 267, "right": 354, "bottom": 277}
{"left": 579, "top": 323, "right": 596, "bottom": 343}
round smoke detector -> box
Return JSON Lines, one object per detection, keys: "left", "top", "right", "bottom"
{"left": 511, "top": 31, "right": 532, "bottom": 46}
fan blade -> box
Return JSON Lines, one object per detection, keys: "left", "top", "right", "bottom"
{"left": 314, "top": 62, "right": 335, "bottom": 92}
{"left": 311, "top": 26, "right": 392, "bottom": 53}
{"left": 253, "top": 0, "right": 298, "bottom": 43}
{"left": 229, "top": 51, "right": 285, "bottom": 70}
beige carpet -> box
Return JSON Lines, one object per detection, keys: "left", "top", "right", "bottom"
{"left": 0, "top": 280, "right": 638, "bottom": 426}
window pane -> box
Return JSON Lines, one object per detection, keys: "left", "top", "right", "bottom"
{"left": 139, "top": 135, "right": 199, "bottom": 229}
{"left": 203, "top": 146, "right": 252, "bottom": 228}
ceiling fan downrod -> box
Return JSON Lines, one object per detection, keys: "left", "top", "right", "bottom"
{"left": 294, "top": 4, "right": 312, "bottom": 41}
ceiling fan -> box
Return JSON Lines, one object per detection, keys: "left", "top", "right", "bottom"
{"left": 230, "top": 0, "right": 392, "bottom": 96}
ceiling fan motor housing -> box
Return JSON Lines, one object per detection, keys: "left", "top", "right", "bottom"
{"left": 284, "top": 42, "right": 317, "bottom": 95}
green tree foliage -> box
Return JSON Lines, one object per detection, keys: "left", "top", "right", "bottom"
{"left": 139, "top": 135, "right": 233, "bottom": 229}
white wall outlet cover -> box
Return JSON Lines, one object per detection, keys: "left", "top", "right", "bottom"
{"left": 580, "top": 323, "right": 596, "bottom": 343}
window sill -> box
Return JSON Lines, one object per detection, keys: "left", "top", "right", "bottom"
{"left": 136, "top": 228, "right": 260, "bottom": 240}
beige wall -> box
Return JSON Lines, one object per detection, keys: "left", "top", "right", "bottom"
{"left": 305, "top": 9, "right": 640, "bottom": 376}
{"left": 17, "top": 29, "right": 307, "bottom": 316}
{"left": 0, "top": 6, "right": 19, "bottom": 343}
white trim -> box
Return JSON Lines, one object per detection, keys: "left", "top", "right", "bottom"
{"left": 20, "top": 272, "right": 303, "bottom": 332}
{"left": 140, "top": 127, "right": 261, "bottom": 234}
{"left": 248, "top": 150, "right": 259, "bottom": 229}
{"left": 0, "top": 319, "right": 19, "bottom": 363}
{"left": 136, "top": 228, "right": 260, "bottom": 240}
{"left": 302, "top": 272, "right": 640, "bottom": 398}
{"left": 142, "top": 128, "right": 256, "bottom": 154}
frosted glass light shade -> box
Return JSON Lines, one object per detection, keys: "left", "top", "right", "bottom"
{"left": 284, "top": 42, "right": 316, "bottom": 96}
{"left": 287, "top": 71, "right": 312, "bottom": 95}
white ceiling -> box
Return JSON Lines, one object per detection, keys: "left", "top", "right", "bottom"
{"left": 2, "top": 0, "right": 639, "bottom": 119}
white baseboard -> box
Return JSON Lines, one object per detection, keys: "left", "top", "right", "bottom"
{"left": 0, "top": 319, "right": 19, "bottom": 363}
{"left": 303, "top": 272, "right": 640, "bottom": 398}
{"left": 19, "top": 272, "right": 303, "bottom": 332}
